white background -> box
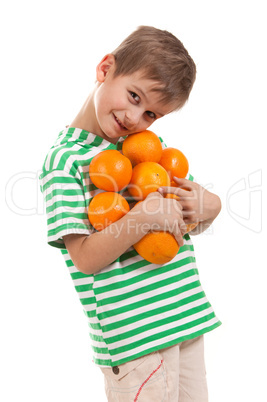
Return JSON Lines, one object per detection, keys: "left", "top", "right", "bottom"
{"left": 1, "top": 0, "right": 266, "bottom": 401}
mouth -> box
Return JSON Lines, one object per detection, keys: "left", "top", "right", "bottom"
{"left": 114, "top": 114, "right": 128, "bottom": 131}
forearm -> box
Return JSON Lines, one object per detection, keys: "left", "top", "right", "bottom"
{"left": 64, "top": 192, "right": 186, "bottom": 275}
{"left": 189, "top": 194, "right": 221, "bottom": 235}
{"left": 189, "top": 218, "right": 215, "bottom": 235}
{"left": 65, "top": 209, "right": 149, "bottom": 275}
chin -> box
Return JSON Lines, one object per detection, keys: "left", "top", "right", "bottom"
{"left": 101, "top": 130, "right": 119, "bottom": 142}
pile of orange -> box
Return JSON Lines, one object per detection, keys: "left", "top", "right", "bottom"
{"left": 133, "top": 231, "right": 180, "bottom": 265}
{"left": 88, "top": 149, "right": 132, "bottom": 231}
{"left": 88, "top": 130, "right": 195, "bottom": 264}
{"left": 128, "top": 161, "right": 170, "bottom": 200}
{"left": 89, "top": 149, "right": 132, "bottom": 192}
{"left": 88, "top": 192, "right": 130, "bottom": 231}
{"left": 159, "top": 147, "right": 189, "bottom": 184}
{"left": 122, "top": 130, "right": 163, "bottom": 166}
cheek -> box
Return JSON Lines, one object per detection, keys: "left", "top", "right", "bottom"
{"left": 94, "top": 91, "right": 110, "bottom": 121}
{"left": 94, "top": 82, "right": 127, "bottom": 115}
{"left": 111, "top": 94, "right": 127, "bottom": 110}
{"left": 139, "top": 122, "right": 154, "bottom": 132}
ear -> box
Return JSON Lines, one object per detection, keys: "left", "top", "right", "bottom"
{"left": 96, "top": 54, "right": 116, "bottom": 83}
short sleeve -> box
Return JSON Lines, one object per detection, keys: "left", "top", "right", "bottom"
{"left": 39, "top": 169, "right": 93, "bottom": 249}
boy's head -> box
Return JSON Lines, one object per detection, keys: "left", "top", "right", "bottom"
{"left": 111, "top": 26, "right": 196, "bottom": 110}
{"left": 92, "top": 26, "right": 196, "bottom": 143}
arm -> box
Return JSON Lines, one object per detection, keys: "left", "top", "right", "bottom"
{"left": 63, "top": 192, "right": 186, "bottom": 275}
{"left": 158, "top": 177, "right": 221, "bottom": 235}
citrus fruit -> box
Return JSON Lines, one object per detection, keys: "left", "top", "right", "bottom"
{"left": 164, "top": 188, "right": 190, "bottom": 200}
{"left": 88, "top": 192, "right": 130, "bottom": 231}
{"left": 89, "top": 149, "right": 132, "bottom": 192}
{"left": 165, "top": 193, "right": 180, "bottom": 201}
{"left": 159, "top": 147, "right": 189, "bottom": 180}
{"left": 186, "top": 223, "right": 198, "bottom": 233}
{"left": 128, "top": 162, "right": 170, "bottom": 200}
{"left": 122, "top": 130, "right": 163, "bottom": 166}
{"left": 133, "top": 231, "right": 179, "bottom": 264}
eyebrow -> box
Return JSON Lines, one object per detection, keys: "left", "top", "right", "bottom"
{"left": 132, "top": 85, "right": 164, "bottom": 117}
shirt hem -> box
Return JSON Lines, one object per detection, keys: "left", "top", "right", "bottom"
{"left": 93, "top": 320, "right": 222, "bottom": 367}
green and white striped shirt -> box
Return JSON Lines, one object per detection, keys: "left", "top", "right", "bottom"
{"left": 39, "top": 127, "right": 221, "bottom": 367}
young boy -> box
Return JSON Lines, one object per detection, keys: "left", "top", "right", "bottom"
{"left": 40, "top": 26, "right": 221, "bottom": 401}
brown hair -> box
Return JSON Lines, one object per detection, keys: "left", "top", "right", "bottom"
{"left": 111, "top": 26, "right": 196, "bottom": 110}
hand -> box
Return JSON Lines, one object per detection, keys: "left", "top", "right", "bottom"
{"left": 157, "top": 177, "right": 221, "bottom": 226}
{"left": 133, "top": 191, "right": 187, "bottom": 247}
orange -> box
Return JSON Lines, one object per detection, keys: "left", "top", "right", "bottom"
{"left": 88, "top": 192, "right": 130, "bottom": 231}
{"left": 133, "top": 231, "right": 179, "bottom": 264}
{"left": 186, "top": 223, "right": 198, "bottom": 233}
{"left": 159, "top": 147, "right": 189, "bottom": 180}
{"left": 89, "top": 149, "right": 132, "bottom": 192}
{"left": 122, "top": 130, "right": 163, "bottom": 166}
{"left": 128, "top": 162, "right": 170, "bottom": 200}
{"left": 165, "top": 193, "right": 180, "bottom": 201}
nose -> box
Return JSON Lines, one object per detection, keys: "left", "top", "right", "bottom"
{"left": 125, "top": 107, "right": 143, "bottom": 127}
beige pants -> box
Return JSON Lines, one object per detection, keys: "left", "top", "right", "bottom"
{"left": 100, "top": 335, "right": 208, "bottom": 401}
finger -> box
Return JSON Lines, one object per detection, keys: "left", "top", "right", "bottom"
{"left": 147, "top": 190, "right": 163, "bottom": 199}
{"left": 181, "top": 212, "right": 200, "bottom": 225}
{"left": 174, "top": 232, "right": 184, "bottom": 248}
{"left": 158, "top": 186, "right": 192, "bottom": 199}
{"left": 171, "top": 219, "right": 187, "bottom": 247}
{"left": 157, "top": 187, "right": 165, "bottom": 196}
{"left": 173, "top": 177, "right": 194, "bottom": 191}
{"left": 173, "top": 232, "right": 184, "bottom": 247}
{"left": 180, "top": 220, "right": 188, "bottom": 236}
{"left": 180, "top": 208, "right": 196, "bottom": 216}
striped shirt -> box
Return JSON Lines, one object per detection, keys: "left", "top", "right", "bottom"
{"left": 39, "top": 127, "right": 221, "bottom": 367}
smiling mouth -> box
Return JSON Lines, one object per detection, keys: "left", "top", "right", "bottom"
{"left": 114, "top": 114, "right": 128, "bottom": 131}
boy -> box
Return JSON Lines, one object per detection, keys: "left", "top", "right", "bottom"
{"left": 40, "top": 26, "right": 221, "bottom": 401}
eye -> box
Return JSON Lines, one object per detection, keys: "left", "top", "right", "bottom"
{"left": 129, "top": 91, "right": 140, "bottom": 103}
{"left": 146, "top": 111, "right": 156, "bottom": 119}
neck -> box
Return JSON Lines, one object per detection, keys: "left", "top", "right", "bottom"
{"left": 70, "top": 89, "right": 96, "bottom": 132}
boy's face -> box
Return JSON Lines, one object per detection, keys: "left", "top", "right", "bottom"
{"left": 93, "top": 56, "right": 175, "bottom": 142}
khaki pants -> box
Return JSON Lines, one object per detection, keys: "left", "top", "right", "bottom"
{"left": 100, "top": 335, "right": 208, "bottom": 401}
